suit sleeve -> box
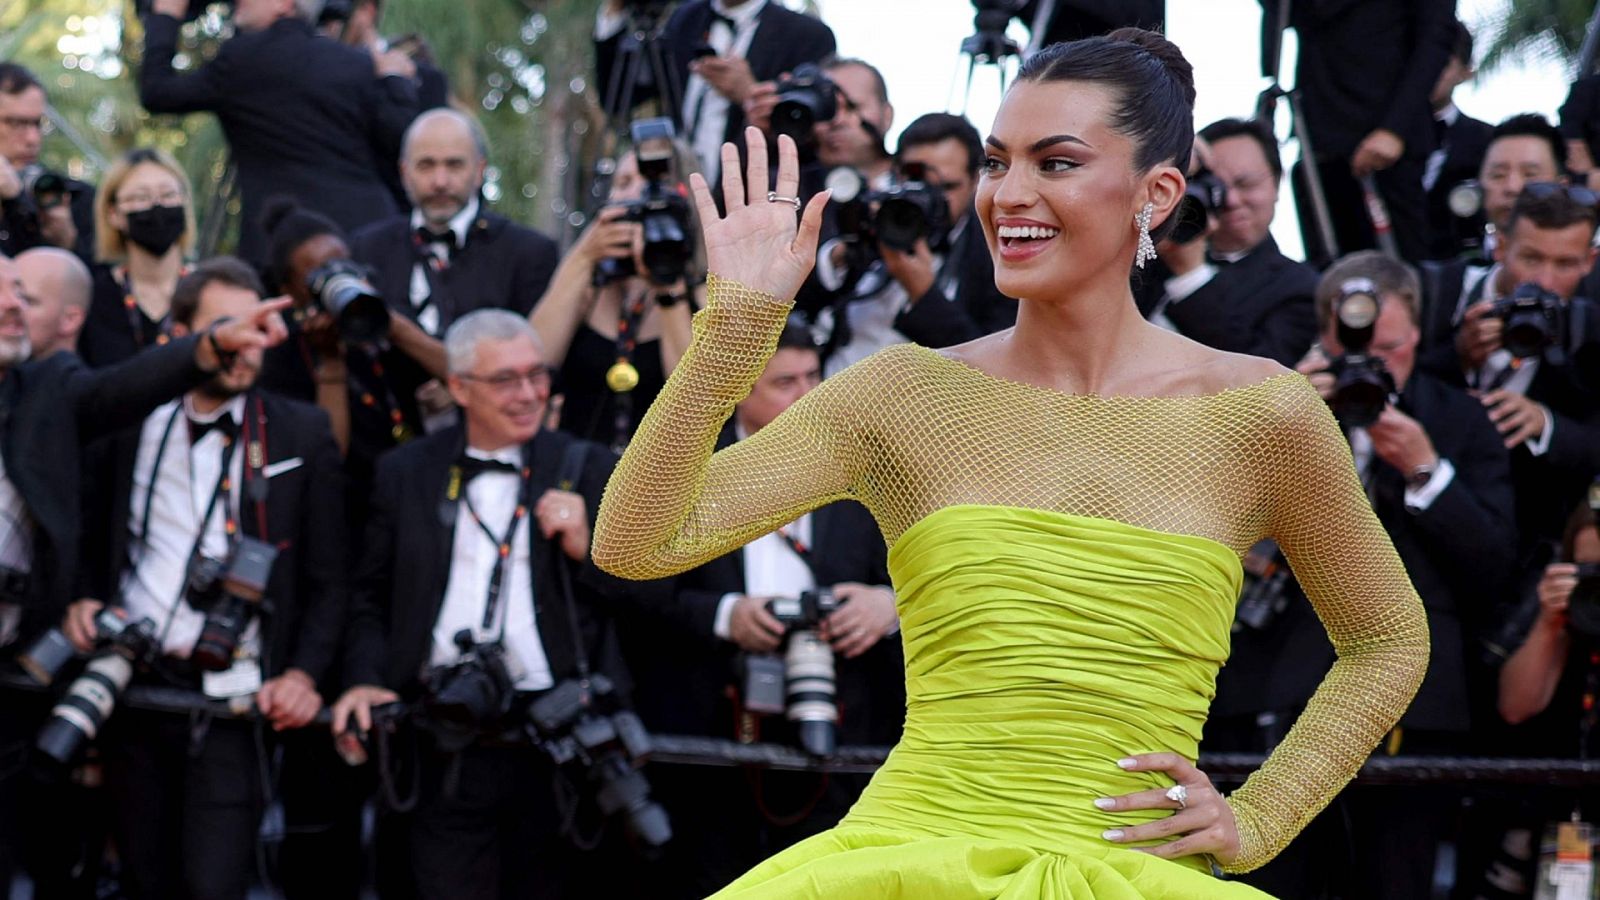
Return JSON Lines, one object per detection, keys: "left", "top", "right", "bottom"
{"left": 342, "top": 452, "right": 400, "bottom": 688}
{"left": 1249, "top": 272, "right": 1319, "bottom": 368}
{"left": 282, "top": 411, "right": 351, "bottom": 682}
{"left": 139, "top": 14, "right": 229, "bottom": 113}
{"left": 1541, "top": 405, "right": 1600, "bottom": 475}
{"left": 1560, "top": 77, "right": 1600, "bottom": 142}
{"left": 895, "top": 283, "right": 983, "bottom": 349}
{"left": 369, "top": 74, "right": 420, "bottom": 164}
{"left": 512, "top": 231, "right": 561, "bottom": 315}
{"left": 1377, "top": 0, "right": 1455, "bottom": 143}
{"left": 67, "top": 335, "right": 208, "bottom": 439}
{"left": 1405, "top": 408, "right": 1516, "bottom": 608}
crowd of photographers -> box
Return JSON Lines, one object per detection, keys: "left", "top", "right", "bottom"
{"left": 0, "top": 0, "right": 1598, "bottom": 897}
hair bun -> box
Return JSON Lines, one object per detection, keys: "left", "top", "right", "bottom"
{"left": 259, "top": 195, "right": 303, "bottom": 239}
{"left": 1107, "top": 27, "right": 1196, "bottom": 108}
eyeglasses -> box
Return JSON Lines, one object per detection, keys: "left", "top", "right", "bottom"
{"left": 460, "top": 365, "right": 551, "bottom": 394}
{"left": 0, "top": 116, "right": 42, "bottom": 133}
{"left": 116, "top": 190, "right": 186, "bottom": 211}
{"left": 1524, "top": 181, "right": 1600, "bottom": 208}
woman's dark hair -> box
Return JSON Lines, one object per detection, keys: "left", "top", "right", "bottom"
{"left": 1017, "top": 28, "right": 1195, "bottom": 237}
{"left": 260, "top": 196, "right": 347, "bottom": 294}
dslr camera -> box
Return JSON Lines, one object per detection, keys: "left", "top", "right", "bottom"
{"left": 739, "top": 587, "right": 845, "bottom": 757}
{"left": 19, "top": 165, "right": 80, "bottom": 213}
{"left": 1326, "top": 277, "right": 1396, "bottom": 428}
{"left": 595, "top": 117, "right": 695, "bottom": 287}
{"left": 1491, "top": 282, "right": 1565, "bottom": 360}
{"left": 826, "top": 164, "right": 952, "bottom": 286}
{"left": 19, "top": 608, "right": 159, "bottom": 766}
{"left": 183, "top": 535, "right": 279, "bottom": 673}
{"left": 306, "top": 258, "right": 391, "bottom": 344}
{"left": 771, "top": 64, "right": 839, "bottom": 159}
{"left": 1171, "top": 167, "right": 1228, "bottom": 245}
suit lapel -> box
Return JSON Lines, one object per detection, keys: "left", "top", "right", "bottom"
{"left": 526, "top": 429, "right": 574, "bottom": 677}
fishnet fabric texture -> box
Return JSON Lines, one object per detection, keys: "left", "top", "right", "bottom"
{"left": 594, "top": 274, "right": 1429, "bottom": 873}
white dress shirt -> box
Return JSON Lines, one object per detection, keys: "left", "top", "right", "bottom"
{"left": 122, "top": 396, "right": 257, "bottom": 661}
{"left": 1423, "top": 103, "right": 1461, "bottom": 193}
{"left": 432, "top": 444, "right": 554, "bottom": 691}
{"left": 0, "top": 452, "right": 32, "bottom": 646}
{"left": 408, "top": 196, "right": 480, "bottom": 337}
{"left": 1454, "top": 264, "right": 1555, "bottom": 455}
{"left": 1348, "top": 427, "right": 1456, "bottom": 513}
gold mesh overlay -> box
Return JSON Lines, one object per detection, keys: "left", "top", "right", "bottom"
{"left": 593, "top": 274, "right": 1429, "bottom": 873}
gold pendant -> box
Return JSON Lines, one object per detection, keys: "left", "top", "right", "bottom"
{"left": 606, "top": 359, "right": 640, "bottom": 393}
{"left": 391, "top": 422, "right": 414, "bottom": 443}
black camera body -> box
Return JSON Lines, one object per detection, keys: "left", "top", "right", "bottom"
{"left": 1234, "top": 539, "right": 1292, "bottom": 633}
{"left": 184, "top": 536, "right": 278, "bottom": 673}
{"left": 1491, "top": 282, "right": 1565, "bottom": 360}
{"left": 28, "top": 610, "right": 160, "bottom": 766}
{"left": 827, "top": 165, "right": 952, "bottom": 284}
{"left": 595, "top": 117, "right": 696, "bottom": 288}
{"left": 422, "top": 629, "right": 519, "bottom": 733}
{"left": 738, "top": 588, "right": 845, "bottom": 757}
{"left": 1328, "top": 277, "right": 1396, "bottom": 428}
{"left": 1171, "top": 168, "right": 1228, "bottom": 245}
{"left": 772, "top": 64, "right": 839, "bottom": 157}
{"left": 306, "top": 258, "right": 390, "bottom": 344}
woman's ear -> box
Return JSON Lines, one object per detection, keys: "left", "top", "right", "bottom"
{"left": 1144, "top": 165, "right": 1187, "bottom": 231}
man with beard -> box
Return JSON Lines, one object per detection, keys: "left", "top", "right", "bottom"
{"left": 67, "top": 257, "right": 348, "bottom": 900}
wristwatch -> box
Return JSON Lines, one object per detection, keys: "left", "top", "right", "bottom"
{"left": 1405, "top": 460, "right": 1438, "bottom": 491}
{"left": 655, "top": 291, "right": 688, "bottom": 308}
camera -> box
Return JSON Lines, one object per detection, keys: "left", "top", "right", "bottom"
{"left": 739, "top": 588, "right": 844, "bottom": 757}
{"left": 961, "top": 0, "right": 1025, "bottom": 64}
{"left": 184, "top": 536, "right": 279, "bottom": 673}
{"left": 306, "top": 258, "right": 391, "bottom": 344}
{"left": 771, "top": 64, "right": 839, "bottom": 158}
{"left": 595, "top": 118, "right": 695, "bottom": 287}
{"left": 1234, "top": 539, "right": 1292, "bottom": 633}
{"left": 825, "top": 165, "right": 952, "bottom": 284}
{"left": 1327, "top": 277, "right": 1396, "bottom": 428}
{"left": 1491, "top": 282, "right": 1565, "bottom": 360}
{"left": 25, "top": 610, "right": 160, "bottom": 767}
{"left": 422, "top": 629, "right": 519, "bottom": 733}
{"left": 19, "top": 165, "right": 79, "bottom": 212}
{"left": 528, "top": 674, "right": 672, "bottom": 849}
{"left": 1171, "top": 167, "right": 1228, "bottom": 245}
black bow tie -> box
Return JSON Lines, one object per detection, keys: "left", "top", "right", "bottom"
{"left": 457, "top": 455, "right": 520, "bottom": 481}
{"left": 707, "top": 8, "right": 737, "bottom": 31}
{"left": 188, "top": 415, "right": 239, "bottom": 445}
{"left": 416, "top": 226, "right": 458, "bottom": 252}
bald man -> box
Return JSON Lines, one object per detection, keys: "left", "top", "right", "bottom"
{"left": 16, "top": 246, "right": 89, "bottom": 359}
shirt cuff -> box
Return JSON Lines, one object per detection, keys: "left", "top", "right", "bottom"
{"left": 1163, "top": 263, "right": 1218, "bottom": 304}
{"left": 595, "top": 6, "right": 627, "bottom": 40}
{"left": 1525, "top": 406, "right": 1555, "bottom": 456}
{"left": 713, "top": 592, "right": 741, "bottom": 641}
{"left": 1403, "top": 458, "right": 1456, "bottom": 512}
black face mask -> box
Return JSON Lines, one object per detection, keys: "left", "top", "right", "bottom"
{"left": 123, "top": 204, "right": 187, "bottom": 256}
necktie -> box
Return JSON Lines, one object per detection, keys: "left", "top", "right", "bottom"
{"left": 416, "top": 226, "right": 458, "bottom": 253}
{"left": 188, "top": 415, "right": 239, "bottom": 445}
{"left": 458, "top": 456, "right": 519, "bottom": 482}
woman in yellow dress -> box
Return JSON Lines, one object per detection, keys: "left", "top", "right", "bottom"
{"left": 593, "top": 28, "right": 1428, "bottom": 899}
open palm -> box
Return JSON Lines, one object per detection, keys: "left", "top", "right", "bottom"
{"left": 689, "top": 126, "right": 829, "bottom": 302}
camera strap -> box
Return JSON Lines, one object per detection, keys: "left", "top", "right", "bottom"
{"left": 410, "top": 230, "right": 454, "bottom": 329}
{"left": 774, "top": 525, "right": 820, "bottom": 582}
{"left": 553, "top": 441, "right": 593, "bottom": 680}
{"left": 455, "top": 456, "right": 534, "bottom": 641}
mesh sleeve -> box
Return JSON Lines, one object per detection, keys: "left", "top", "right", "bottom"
{"left": 1221, "top": 377, "right": 1430, "bottom": 872}
{"left": 592, "top": 275, "right": 864, "bottom": 580}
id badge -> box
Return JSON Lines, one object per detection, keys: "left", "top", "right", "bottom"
{"left": 202, "top": 656, "right": 263, "bottom": 699}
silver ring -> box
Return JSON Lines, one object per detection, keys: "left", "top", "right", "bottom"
{"left": 559, "top": 508, "right": 571, "bottom": 520}
{"left": 767, "top": 191, "right": 802, "bottom": 211}
{"left": 1165, "top": 784, "right": 1188, "bottom": 810}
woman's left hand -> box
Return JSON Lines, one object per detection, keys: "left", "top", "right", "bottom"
{"left": 1096, "top": 751, "right": 1241, "bottom": 867}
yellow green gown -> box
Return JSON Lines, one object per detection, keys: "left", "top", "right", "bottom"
{"left": 594, "top": 276, "right": 1429, "bottom": 899}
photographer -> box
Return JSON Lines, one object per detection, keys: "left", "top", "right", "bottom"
{"left": 531, "top": 137, "right": 702, "bottom": 449}
{"left": 16, "top": 246, "right": 90, "bottom": 360}
{"left": 64, "top": 257, "right": 344, "bottom": 900}
{"left": 0, "top": 64, "right": 94, "bottom": 260}
{"left": 612, "top": 320, "right": 899, "bottom": 897}
{"left": 333, "top": 310, "right": 634, "bottom": 900}
{"left": 1145, "top": 117, "right": 1318, "bottom": 367}
{"left": 1208, "top": 251, "right": 1512, "bottom": 899}
{"left": 594, "top": 0, "right": 836, "bottom": 178}
{"left": 139, "top": 0, "right": 421, "bottom": 264}
{"left": 1421, "top": 19, "right": 1493, "bottom": 262}
{"left": 1416, "top": 185, "right": 1600, "bottom": 555}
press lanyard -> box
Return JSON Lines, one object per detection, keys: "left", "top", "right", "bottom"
{"left": 296, "top": 336, "right": 412, "bottom": 444}
{"left": 454, "top": 460, "right": 534, "bottom": 638}
{"left": 774, "top": 521, "right": 818, "bottom": 580}
{"left": 116, "top": 265, "right": 177, "bottom": 350}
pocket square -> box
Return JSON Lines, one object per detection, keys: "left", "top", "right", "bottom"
{"left": 263, "top": 457, "right": 304, "bottom": 478}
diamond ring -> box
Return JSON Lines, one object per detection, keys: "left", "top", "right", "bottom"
{"left": 1165, "top": 784, "right": 1188, "bottom": 810}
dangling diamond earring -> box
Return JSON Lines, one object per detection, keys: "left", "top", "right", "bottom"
{"left": 1134, "top": 202, "right": 1157, "bottom": 269}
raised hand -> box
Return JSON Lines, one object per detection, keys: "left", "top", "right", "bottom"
{"left": 688, "top": 126, "right": 829, "bottom": 303}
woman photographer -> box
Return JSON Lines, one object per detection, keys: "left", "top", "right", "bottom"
{"left": 530, "top": 144, "right": 703, "bottom": 451}
{"left": 80, "top": 147, "right": 195, "bottom": 367}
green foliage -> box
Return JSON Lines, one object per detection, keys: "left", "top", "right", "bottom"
{"left": 1477, "top": 0, "right": 1596, "bottom": 75}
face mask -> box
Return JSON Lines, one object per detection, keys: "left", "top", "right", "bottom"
{"left": 123, "top": 204, "right": 187, "bottom": 256}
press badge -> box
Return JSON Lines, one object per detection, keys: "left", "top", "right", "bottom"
{"left": 203, "top": 655, "right": 263, "bottom": 699}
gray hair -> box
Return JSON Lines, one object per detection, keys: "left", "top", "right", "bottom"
{"left": 445, "top": 309, "right": 541, "bottom": 375}
{"left": 402, "top": 108, "right": 490, "bottom": 164}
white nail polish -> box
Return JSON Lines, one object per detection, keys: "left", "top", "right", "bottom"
{"left": 1093, "top": 798, "right": 1116, "bottom": 810}
{"left": 1103, "top": 829, "right": 1124, "bottom": 841}
{"left": 1116, "top": 758, "right": 1137, "bottom": 770}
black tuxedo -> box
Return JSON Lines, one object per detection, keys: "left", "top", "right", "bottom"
{"left": 1423, "top": 110, "right": 1493, "bottom": 261}
{"left": 2, "top": 337, "right": 209, "bottom": 628}
{"left": 1135, "top": 237, "right": 1319, "bottom": 367}
{"left": 594, "top": 0, "right": 836, "bottom": 148}
{"left": 892, "top": 214, "right": 1016, "bottom": 349}
{"left": 343, "top": 425, "right": 628, "bottom": 696}
{"left": 79, "top": 390, "right": 350, "bottom": 683}
{"left": 139, "top": 14, "right": 418, "bottom": 264}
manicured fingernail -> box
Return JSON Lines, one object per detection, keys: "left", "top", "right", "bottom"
{"left": 1093, "top": 798, "right": 1116, "bottom": 810}
{"left": 1116, "top": 757, "right": 1137, "bottom": 769}
{"left": 1102, "top": 829, "right": 1124, "bottom": 841}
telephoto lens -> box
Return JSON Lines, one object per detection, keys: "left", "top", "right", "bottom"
{"left": 35, "top": 654, "right": 136, "bottom": 766}
{"left": 307, "top": 259, "right": 391, "bottom": 344}
{"left": 783, "top": 630, "right": 839, "bottom": 757}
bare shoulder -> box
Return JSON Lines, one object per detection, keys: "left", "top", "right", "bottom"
{"left": 1140, "top": 328, "right": 1294, "bottom": 397}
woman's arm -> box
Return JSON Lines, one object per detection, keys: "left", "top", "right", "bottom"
{"left": 386, "top": 312, "right": 447, "bottom": 380}
{"left": 592, "top": 130, "right": 835, "bottom": 580}
{"left": 1499, "top": 565, "right": 1576, "bottom": 725}
{"left": 654, "top": 281, "right": 698, "bottom": 375}
{"left": 530, "top": 206, "right": 635, "bottom": 369}
{"left": 1222, "top": 376, "right": 1430, "bottom": 873}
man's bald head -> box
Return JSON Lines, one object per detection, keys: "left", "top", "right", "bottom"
{"left": 17, "top": 247, "right": 90, "bottom": 359}
{"left": 401, "top": 109, "right": 490, "bottom": 228}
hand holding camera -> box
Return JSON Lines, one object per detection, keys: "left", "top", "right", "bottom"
{"left": 1456, "top": 300, "right": 1503, "bottom": 372}
{"left": 743, "top": 80, "right": 780, "bottom": 135}
{"left": 1364, "top": 407, "right": 1438, "bottom": 477}
{"left": 1537, "top": 562, "right": 1579, "bottom": 634}
{"left": 573, "top": 204, "right": 640, "bottom": 269}
{"left": 879, "top": 238, "right": 937, "bottom": 301}
{"left": 729, "top": 595, "right": 785, "bottom": 653}
{"left": 691, "top": 54, "right": 756, "bottom": 104}
{"left": 63, "top": 597, "right": 108, "bottom": 654}
{"left": 818, "top": 582, "right": 895, "bottom": 658}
